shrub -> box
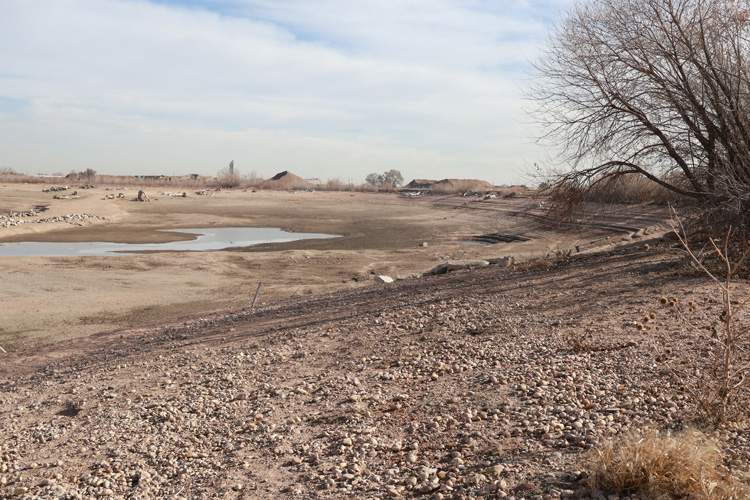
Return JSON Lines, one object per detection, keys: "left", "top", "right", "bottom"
{"left": 668, "top": 215, "right": 750, "bottom": 425}
{"left": 586, "top": 428, "right": 749, "bottom": 499}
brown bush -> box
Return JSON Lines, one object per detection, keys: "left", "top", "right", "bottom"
{"left": 583, "top": 175, "right": 684, "bottom": 205}
{"left": 587, "top": 428, "right": 749, "bottom": 499}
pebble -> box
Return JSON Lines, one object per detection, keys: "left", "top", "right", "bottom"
{"left": 1, "top": 259, "right": 740, "bottom": 500}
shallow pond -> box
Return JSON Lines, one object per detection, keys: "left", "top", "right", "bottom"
{"left": 0, "top": 227, "right": 338, "bottom": 257}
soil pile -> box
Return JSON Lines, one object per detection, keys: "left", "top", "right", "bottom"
{"left": 266, "top": 171, "right": 313, "bottom": 190}
{"left": 435, "top": 179, "right": 494, "bottom": 191}
{"left": 406, "top": 178, "right": 495, "bottom": 191}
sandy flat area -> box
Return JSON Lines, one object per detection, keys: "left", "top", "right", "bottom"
{"left": 0, "top": 183, "right": 667, "bottom": 350}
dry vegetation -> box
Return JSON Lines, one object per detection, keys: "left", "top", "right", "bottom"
{"left": 587, "top": 429, "right": 750, "bottom": 500}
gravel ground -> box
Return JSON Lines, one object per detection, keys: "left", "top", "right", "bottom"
{"left": 2, "top": 242, "right": 750, "bottom": 500}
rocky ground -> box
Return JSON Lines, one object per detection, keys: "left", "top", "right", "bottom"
{"left": 2, "top": 239, "right": 750, "bottom": 500}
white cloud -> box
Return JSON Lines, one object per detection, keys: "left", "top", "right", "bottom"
{"left": 0, "top": 0, "right": 568, "bottom": 182}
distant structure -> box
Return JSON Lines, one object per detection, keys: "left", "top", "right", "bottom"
{"left": 229, "top": 160, "right": 235, "bottom": 175}
{"left": 405, "top": 178, "right": 495, "bottom": 191}
{"left": 406, "top": 179, "right": 437, "bottom": 189}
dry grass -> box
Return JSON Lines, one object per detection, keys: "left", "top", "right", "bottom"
{"left": 587, "top": 429, "right": 750, "bottom": 499}
{"left": 669, "top": 217, "right": 750, "bottom": 426}
{"left": 543, "top": 174, "right": 684, "bottom": 223}
{"left": 559, "top": 328, "right": 593, "bottom": 351}
{"left": 0, "top": 174, "right": 391, "bottom": 193}
{"left": 0, "top": 173, "right": 68, "bottom": 185}
{"left": 584, "top": 175, "right": 684, "bottom": 205}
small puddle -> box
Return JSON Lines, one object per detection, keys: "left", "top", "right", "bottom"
{"left": 0, "top": 227, "right": 339, "bottom": 257}
{"left": 461, "top": 233, "right": 532, "bottom": 245}
{"left": 460, "top": 240, "right": 493, "bottom": 246}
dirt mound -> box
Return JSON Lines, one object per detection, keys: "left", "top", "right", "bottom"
{"left": 435, "top": 178, "right": 494, "bottom": 190}
{"left": 266, "top": 170, "right": 313, "bottom": 189}
{"left": 406, "top": 179, "right": 437, "bottom": 189}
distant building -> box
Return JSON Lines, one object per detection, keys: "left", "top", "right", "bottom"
{"left": 406, "top": 179, "right": 437, "bottom": 189}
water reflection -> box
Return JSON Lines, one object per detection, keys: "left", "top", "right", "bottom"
{"left": 0, "top": 227, "right": 338, "bottom": 257}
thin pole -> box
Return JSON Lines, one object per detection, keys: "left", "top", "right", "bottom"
{"left": 251, "top": 282, "right": 262, "bottom": 309}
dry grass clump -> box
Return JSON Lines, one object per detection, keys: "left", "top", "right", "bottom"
{"left": 583, "top": 175, "right": 684, "bottom": 205}
{"left": 587, "top": 429, "right": 749, "bottom": 500}
{"left": 559, "top": 328, "right": 593, "bottom": 351}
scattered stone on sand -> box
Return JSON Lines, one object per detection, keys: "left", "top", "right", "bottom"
{"left": 375, "top": 275, "right": 394, "bottom": 284}
{"left": 424, "top": 260, "right": 490, "bottom": 276}
{"left": 0, "top": 213, "right": 107, "bottom": 228}
{"left": 395, "top": 274, "right": 420, "bottom": 281}
{"left": 486, "top": 256, "right": 515, "bottom": 267}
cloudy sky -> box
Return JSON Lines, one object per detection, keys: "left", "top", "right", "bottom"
{"left": 0, "top": 0, "right": 567, "bottom": 184}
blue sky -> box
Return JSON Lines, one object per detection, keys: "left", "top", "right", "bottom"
{"left": 0, "top": 0, "right": 568, "bottom": 184}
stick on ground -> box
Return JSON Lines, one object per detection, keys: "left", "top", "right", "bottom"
{"left": 251, "top": 282, "right": 262, "bottom": 310}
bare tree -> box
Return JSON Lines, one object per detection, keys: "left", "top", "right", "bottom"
{"left": 79, "top": 168, "right": 97, "bottom": 180}
{"left": 365, "top": 172, "right": 385, "bottom": 187}
{"left": 532, "top": 0, "right": 750, "bottom": 219}
{"left": 366, "top": 170, "right": 404, "bottom": 188}
{"left": 383, "top": 169, "right": 404, "bottom": 188}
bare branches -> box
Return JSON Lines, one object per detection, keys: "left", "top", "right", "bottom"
{"left": 670, "top": 208, "right": 750, "bottom": 424}
{"left": 532, "top": 0, "right": 750, "bottom": 219}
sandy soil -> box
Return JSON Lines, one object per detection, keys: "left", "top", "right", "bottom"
{"left": 0, "top": 183, "right": 669, "bottom": 351}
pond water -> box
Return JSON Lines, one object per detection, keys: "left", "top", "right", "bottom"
{"left": 459, "top": 240, "right": 494, "bottom": 246}
{"left": 0, "top": 227, "right": 339, "bottom": 257}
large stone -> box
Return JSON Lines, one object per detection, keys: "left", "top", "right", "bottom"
{"left": 395, "top": 274, "right": 420, "bottom": 280}
{"left": 375, "top": 275, "right": 394, "bottom": 284}
{"left": 487, "top": 256, "right": 515, "bottom": 267}
{"left": 423, "top": 263, "right": 449, "bottom": 276}
{"left": 445, "top": 260, "right": 489, "bottom": 272}
{"left": 423, "top": 260, "right": 490, "bottom": 276}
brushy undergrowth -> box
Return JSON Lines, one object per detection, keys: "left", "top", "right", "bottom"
{"left": 670, "top": 214, "right": 750, "bottom": 426}
{"left": 587, "top": 429, "right": 750, "bottom": 500}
